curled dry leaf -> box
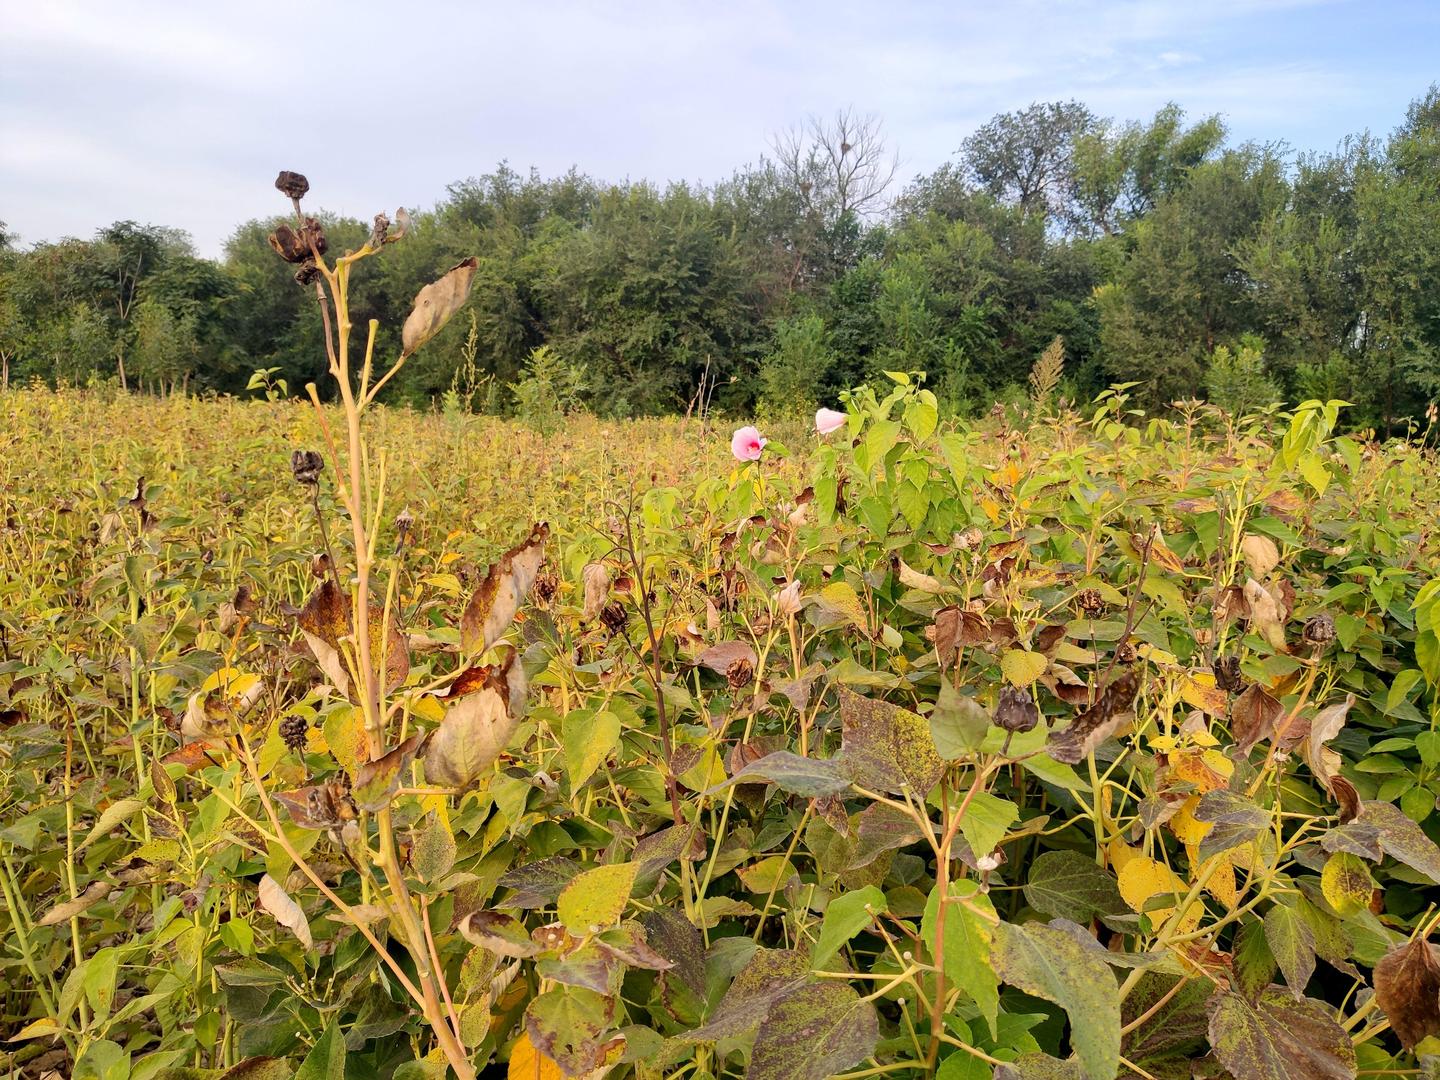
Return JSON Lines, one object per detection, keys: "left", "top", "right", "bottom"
{"left": 1243, "top": 578, "right": 1289, "bottom": 653}
{"left": 182, "top": 675, "right": 264, "bottom": 741}
{"left": 258, "top": 873, "right": 312, "bottom": 949}
{"left": 893, "top": 557, "right": 943, "bottom": 594}
{"left": 1240, "top": 534, "right": 1281, "bottom": 578}
{"left": 697, "top": 639, "right": 758, "bottom": 676}
{"left": 1232, "top": 684, "right": 1284, "bottom": 754}
{"left": 459, "top": 911, "right": 543, "bottom": 958}
{"left": 460, "top": 523, "right": 549, "bottom": 655}
{"left": 37, "top": 879, "right": 111, "bottom": 926}
{"left": 424, "top": 647, "right": 527, "bottom": 789}
{"left": 1047, "top": 668, "right": 1141, "bottom": 765}
{"left": 1302, "top": 694, "right": 1355, "bottom": 799}
{"left": 401, "top": 257, "right": 479, "bottom": 357}
{"left": 1374, "top": 935, "right": 1440, "bottom": 1049}
{"left": 581, "top": 561, "right": 609, "bottom": 621}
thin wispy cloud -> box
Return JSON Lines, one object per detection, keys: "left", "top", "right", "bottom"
{"left": 1, "top": 0, "right": 1434, "bottom": 255}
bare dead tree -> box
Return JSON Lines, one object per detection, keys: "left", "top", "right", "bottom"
{"left": 770, "top": 107, "right": 899, "bottom": 221}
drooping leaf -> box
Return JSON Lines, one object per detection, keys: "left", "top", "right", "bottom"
{"left": 523, "top": 987, "right": 618, "bottom": 1077}
{"left": 812, "top": 885, "right": 885, "bottom": 969}
{"left": 423, "top": 648, "right": 526, "bottom": 789}
{"left": 458, "top": 911, "right": 543, "bottom": 958}
{"left": 460, "top": 522, "right": 548, "bottom": 655}
{"left": 37, "top": 879, "right": 110, "bottom": 926}
{"left": 838, "top": 687, "right": 944, "bottom": 795}
{"left": 1023, "top": 850, "right": 1127, "bottom": 924}
{"left": 556, "top": 862, "right": 637, "bottom": 934}
{"left": 1232, "top": 684, "right": 1284, "bottom": 754}
{"left": 1206, "top": 989, "right": 1355, "bottom": 1080}
{"left": 1361, "top": 800, "right": 1440, "bottom": 883}
{"left": 1194, "top": 790, "right": 1269, "bottom": 861}
{"left": 930, "top": 681, "right": 989, "bottom": 758}
{"left": 401, "top": 257, "right": 479, "bottom": 357}
{"left": 1263, "top": 903, "right": 1316, "bottom": 1000}
{"left": 991, "top": 919, "right": 1121, "bottom": 1080}
{"left": 748, "top": 981, "right": 879, "bottom": 1080}
{"left": 298, "top": 579, "right": 409, "bottom": 697}
{"left": 722, "top": 750, "right": 853, "bottom": 797}
{"left": 1373, "top": 935, "right": 1440, "bottom": 1049}
{"left": 1047, "top": 669, "right": 1140, "bottom": 765}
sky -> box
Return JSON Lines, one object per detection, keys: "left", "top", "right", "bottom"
{"left": 2, "top": 0, "right": 1436, "bottom": 258}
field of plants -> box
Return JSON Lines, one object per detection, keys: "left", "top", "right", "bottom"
{"left": 5, "top": 375, "right": 1440, "bottom": 1080}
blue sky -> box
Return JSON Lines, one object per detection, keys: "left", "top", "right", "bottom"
{"left": 1, "top": 0, "right": 1436, "bottom": 257}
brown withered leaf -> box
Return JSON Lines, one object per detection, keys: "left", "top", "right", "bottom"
{"left": 1330, "top": 776, "right": 1361, "bottom": 824}
{"left": 581, "top": 561, "right": 609, "bottom": 621}
{"left": 1374, "top": 935, "right": 1440, "bottom": 1049}
{"left": 927, "top": 606, "right": 960, "bottom": 670}
{"left": 460, "top": 523, "right": 548, "bottom": 655}
{"left": 697, "top": 640, "right": 758, "bottom": 675}
{"left": 1302, "top": 694, "right": 1355, "bottom": 798}
{"left": 1214, "top": 584, "right": 1247, "bottom": 623}
{"left": 423, "top": 648, "right": 526, "bottom": 789}
{"left": 258, "top": 873, "right": 312, "bottom": 949}
{"left": 37, "top": 880, "right": 112, "bottom": 926}
{"left": 401, "top": 257, "right": 479, "bottom": 356}
{"left": 297, "top": 579, "right": 409, "bottom": 697}
{"left": 352, "top": 734, "right": 423, "bottom": 812}
{"left": 1232, "top": 684, "right": 1284, "bottom": 754}
{"left": 1240, "top": 534, "right": 1281, "bottom": 578}
{"left": 1047, "top": 668, "right": 1141, "bottom": 765}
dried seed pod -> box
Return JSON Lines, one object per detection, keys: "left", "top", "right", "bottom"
{"left": 1212, "top": 654, "right": 1244, "bottom": 693}
{"left": 1115, "top": 641, "right": 1138, "bottom": 664}
{"left": 1303, "top": 613, "right": 1337, "bottom": 646}
{"left": 294, "top": 260, "right": 322, "bottom": 286}
{"left": 725, "top": 657, "right": 755, "bottom": 690}
{"left": 300, "top": 217, "right": 328, "bottom": 258}
{"left": 291, "top": 449, "right": 324, "bottom": 486}
{"left": 269, "top": 223, "right": 309, "bottom": 264}
{"left": 280, "top": 714, "right": 309, "bottom": 752}
{"left": 275, "top": 170, "right": 310, "bottom": 200}
{"left": 369, "top": 212, "right": 390, "bottom": 249}
{"left": 534, "top": 571, "right": 558, "bottom": 606}
{"left": 1076, "top": 588, "right": 1105, "bottom": 617}
{"left": 994, "top": 685, "right": 1039, "bottom": 734}
{"left": 599, "top": 600, "right": 627, "bottom": 636}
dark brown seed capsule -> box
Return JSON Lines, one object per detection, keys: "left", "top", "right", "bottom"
{"left": 1303, "top": 613, "right": 1337, "bottom": 646}
{"left": 369, "top": 212, "right": 390, "bottom": 248}
{"left": 291, "top": 449, "right": 324, "bottom": 486}
{"left": 294, "top": 260, "right": 322, "bottom": 286}
{"left": 268, "top": 223, "right": 309, "bottom": 263}
{"left": 275, "top": 170, "right": 310, "bottom": 200}
{"left": 1212, "top": 654, "right": 1243, "bottom": 693}
{"left": 995, "top": 685, "right": 1039, "bottom": 734}
{"left": 599, "top": 600, "right": 628, "bottom": 636}
{"left": 726, "top": 658, "right": 755, "bottom": 690}
{"left": 280, "top": 714, "right": 309, "bottom": 752}
{"left": 1076, "top": 588, "right": 1105, "bottom": 617}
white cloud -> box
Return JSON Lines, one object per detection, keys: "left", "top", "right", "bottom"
{"left": 0, "top": 0, "right": 1426, "bottom": 255}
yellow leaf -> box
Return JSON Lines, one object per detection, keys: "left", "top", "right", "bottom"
{"left": 1179, "top": 671, "right": 1229, "bottom": 719}
{"left": 1170, "top": 748, "right": 1232, "bottom": 794}
{"left": 509, "top": 1031, "right": 564, "bottom": 1080}
{"left": 1000, "top": 649, "right": 1048, "bottom": 687}
{"left": 556, "top": 861, "right": 637, "bottom": 933}
{"left": 980, "top": 497, "right": 1001, "bottom": 524}
{"left": 812, "top": 581, "right": 869, "bottom": 632}
{"left": 1321, "top": 851, "right": 1374, "bottom": 916}
{"left": 1118, "top": 856, "right": 1200, "bottom": 934}
{"left": 1107, "top": 839, "right": 1140, "bottom": 875}
{"left": 1189, "top": 846, "right": 1240, "bottom": 910}
{"left": 1169, "top": 796, "right": 1211, "bottom": 846}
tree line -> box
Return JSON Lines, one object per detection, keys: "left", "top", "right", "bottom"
{"left": 1, "top": 90, "right": 1437, "bottom": 428}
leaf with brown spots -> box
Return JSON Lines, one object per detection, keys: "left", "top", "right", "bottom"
{"left": 1232, "top": 684, "right": 1284, "bottom": 754}
{"left": 838, "top": 687, "right": 945, "bottom": 795}
{"left": 1047, "top": 669, "right": 1141, "bottom": 765}
{"left": 423, "top": 648, "right": 527, "bottom": 789}
{"left": 401, "top": 257, "right": 479, "bottom": 356}
{"left": 460, "top": 523, "right": 549, "bottom": 655}
{"left": 1374, "top": 935, "right": 1440, "bottom": 1050}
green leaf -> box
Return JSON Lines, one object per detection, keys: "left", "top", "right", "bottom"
{"left": 523, "top": 987, "right": 612, "bottom": 1076}
{"left": 923, "top": 881, "right": 999, "bottom": 1037}
{"left": 1206, "top": 989, "right": 1355, "bottom": 1080}
{"left": 748, "top": 980, "right": 880, "bottom": 1080}
{"left": 1232, "top": 919, "right": 1277, "bottom": 1001}
{"left": 1263, "top": 903, "right": 1316, "bottom": 1000}
{"left": 1022, "top": 851, "right": 1126, "bottom": 925}
{"left": 957, "top": 792, "right": 1018, "bottom": 863}
{"left": 80, "top": 947, "right": 119, "bottom": 1017}
{"left": 412, "top": 815, "right": 457, "bottom": 884}
{"left": 294, "top": 1017, "right": 346, "bottom": 1080}
{"left": 563, "top": 709, "right": 620, "bottom": 789}
{"left": 930, "top": 682, "right": 989, "bottom": 759}
{"left": 812, "top": 886, "right": 886, "bottom": 969}
{"left": 991, "top": 919, "right": 1121, "bottom": 1080}
{"left": 556, "top": 862, "right": 636, "bottom": 933}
